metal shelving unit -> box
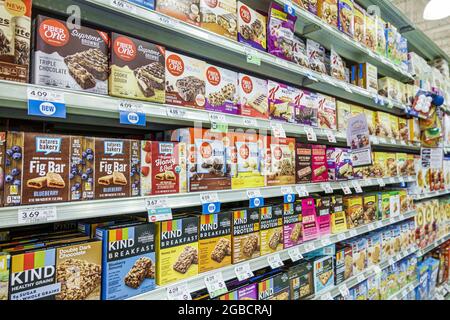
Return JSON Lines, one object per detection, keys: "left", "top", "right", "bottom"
{"left": 417, "top": 233, "right": 450, "bottom": 257}
{"left": 411, "top": 190, "right": 450, "bottom": 201}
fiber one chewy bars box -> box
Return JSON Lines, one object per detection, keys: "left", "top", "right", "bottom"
{"left": 32, "top": 15, "right": 109, "bottom": 94}
{"left": 96, "top": 223, "right": 156, "bottom": 300}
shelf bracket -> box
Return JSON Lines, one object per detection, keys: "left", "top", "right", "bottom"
{"left": 302, "top": 24, "right": 321, "bottom": 35}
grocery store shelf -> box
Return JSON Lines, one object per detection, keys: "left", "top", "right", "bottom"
{"left": 369, "top": 136, "right": 421, "bottom": 152}
{"left": 411, "top": 190, "right": 450, "bottom": 201}
{"left": 131, "top": 210, "right": 416, "bottom": 300}
{"left": 389, "top": 280, "right": 419, "bottom": 300}
{"left": 313, "top": 246, "right": 418, "bottom": 300}
{"left": 417, "top": 233, "right": 450, "bottom": 257}
{"left": 0, "top": 175, "right": 414, "bottom": 229}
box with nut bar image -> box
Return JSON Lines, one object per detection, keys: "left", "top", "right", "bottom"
{"left": 258, "top": 272, "right": 290, "bottom": 300}
{"left": 237, "top": 2, "right": 266, "bottom": 51}
{"left": 259, "top": 204, "right": 283, "bottom": 256}
{"left": 334, "top": 243, "right": 353, "bottom": 285}
{"left": 262, "top": 136, "right": 296, "bottom": 186}
{"left": 314, "top": 196, "right": 331, "bottom": 237}
{"left": 288, "top": 259, "right": 314, "bottom": 300}
{"left": 313, "top": 255, "right": 334, "bottom": 294}
{"left": 338, "top": 0, "right": 354, "bottom": 37}
{"left": 0, "top": 253, "right": 9, "bottom": 300}
{"left": 140, "top": 141, "right": 187, "bottom": 196}
{"left": 156, "top": 0, "right": 201, "bottom": 26}
{"left": 301, "top": 197, "right": 319, "bottom": 242}
{"left": 32, "top": 15, "right": 109, "bottom": 95}
{"left": 96, "top": 223, "right": 155, "bottom": 300}
{"left": 238, "top": 73, "right": 268, "bottom": 119}
{"left": 231, "top": 208, "right": 260, "bottom": 264}
{"left": 367, "top": 232, "right": 382, "bottom": 267}
{"left": 205, "top": 64, "right": 239, "bottom": 114}
{"left": 331, "top": 195, "right": 347, "bottom": 233}
{"left": 198, "top": 211, "right": 232, "bottom": 273}
{"left": 55, "top": 240, "right": 102, "bottom": 300}
{"left": 344, "top": 195, "right": 364, "bottom": 229}
{"left": 0, "top": 0, "right": 32, "bottom": 83}
{"left": 156, "top": 216, "right": 198, "bottom": 286}
{"left": 165, "top": 50, "right": 206, "bottom": 109}
{"left": 344, "top": 237, "right": 367, "bottom": 274}
{"left": 200, "top": 0, "right": 237, "bottom": 40}
{"left": 283, "top": 202, "right": 302, "bottom": 249}
{"left": 317, "top": 93, "right": 336, "bottom": 130}
{"left": 219, "top": 283, "right": 257, "bottom": 300}
{"left": 109, "top": 33, "right": 165, "bottom": 103}
{"left": 318, "top": 0, "right": 338, "bottom": 28}
{"left": 363, "top": 193, "right": 378, "bottom": 224}
{"left": 294, "top": 89, "right": 320, "bottom": 127}
{"left": 295, "top": 143, "right": 312, "bottom": 184}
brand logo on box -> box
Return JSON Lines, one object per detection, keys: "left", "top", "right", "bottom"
{"left": 167, "top": 54, "right": 185, "bottom": 77}
{"left": 36, "top": 137, "right": 61, "bottom": 155}
{"left": 239, "top": 5, "right": 251, "bottom": 24}
{"left": 5, "top": 0, "right": 27, "bottom": 16}
{"left": 239, "top": 144, "right": 249, "bottom": 160}
{"left": 159, "top": 143, "right": 174, "bottom": 155}
{"left": 114, "top": 36, "right": 137, "bottom": 61}
{"left": 200, "top": 142, "right": 213, "bottom": 159}
{"left": 206, "top": 66, "right": 221, "bottom": 86}
{"left": 241, "top": 76, "right": 253, "bottom": 94}
{"left": 161, "top": 220, "right": 183, "bottom": 239}
{"left": 39, "top": 19, "right": 69, "bottom": 47}
{"left": 205, "top": 0, "right": 218, "bottom": 8}
{"left": 104, "top": 141, "right": 124, "bottom": 156}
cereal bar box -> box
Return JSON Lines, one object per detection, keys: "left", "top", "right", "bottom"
{"left": 283, "top": 202, "right": 302, "bottom": 249}
{"left": 231, "top": 208, "right": 260, "bottom": 264}
{"left": 156, "top": 0, "right": 200, "bottom": 26}
{"left": 200, "top": 0, "right": 237, "bottom": 40}
{"left": 259, "top": 204, "right": 284, "bottom": 256}
{"left": 238, "top": 73, "right": 268, "bottom": 119}
{"left": 301, "top": 198, "right": 319, "bottom": 242}
{"left": 237, "top": 2, "right": 266, "bottom": 51}
{"left": 205, "top": 64, "right": 238, "bottom": 114}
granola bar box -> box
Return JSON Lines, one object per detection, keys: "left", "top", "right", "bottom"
{"left": 301, "top": 197, "right": 319, "bottom": 242}
{"left": 295, "top": 143, "right": 312, "bottom": 183}
{"left": 337, "top": 0, "right": 354, "bottom": 37}
{"left": 198, "top": 211, "right": 232, "bottom": 273}
{"left": 200, "top": 0, "right": 237, "bottom": 40}
{"left": 317, "top": 93, "right": 337, "bottom": 130}
{"left": 231, "top": 208, "right": 260, "bottom": 264}
{"left": 267, "top": 2, "right": 297, "bottom": 62}
{"left": 32, "top": 15, "right": 109, "bottom": 94}
{"left": 311, "top": 144, "right": 328, "bottom": 182}
{"left": 263, "top": 136, "right": 296, "bottom": 186}
{"left": 313, "top": 255, "right": 334, "bottom": 294}
{"left": 109, "top": 33, "right": 165, "bottom": 103}
{"left": 283, "top": 202, "right": 302, "bottom": 249}
{"left": 344, "top": 195, "right": 363, "bottom": 229}
{"left": 140, "top": 141, "right": 187, "bottom": 196}
{"left": 318, "top": 0, "right": 338, "bottom": 28}
{"left": 155, "top": 0, "right": 200, "bottom": 26}
{"left": 293, "top": 89, "right": 318, "bottom": 127}
{"left": 219, "top": 283, "right": 257, "bottom": 300}
{"left": 55, "top": 240, "right": 102, "bottom": 300}
{"left": 315, "top": 196, "right": 331, "bottom": 237}
{"left": 268, "top": 80, "right": 296, "bottom": 123}
{"left": 288, "top": 259, "right": 314, "bottom": 299}
{"left": 331, "top": 195, "right": 347, "bottom": 233}
{"left": 165, "top": 50, "right": 206, "bottom": 109}
{"left": 96, "top": 223, "right": 156, "bottom": 300}
{"left": 353, "top": 3, "right": 365, "bottom": 45}
{"left": 0, "top": 132, "right": 6, "bottom": 206}
{"left": 334, "top": 243, "right": 352, "bottom": 285}
{"left": 259, "top": 204, "right": 283, "bottom": 256}
{"left": 0, "top": 0, "right": 32, "bottom": 83}
{"left": 205, "top": 64, "right": 239, "bottom": 114}
{"left": 293, "top": 0, "right": 318, "bottom": 15}
{"left": 237, "top": 2, "right": 266, "bottom": 51}
{"left": 258, "top": 272, "right": 290, "bottom": 300}
{"left": 0, "top": 253, "right": 9, "bottom": 300}
{"left": 238, "top": 73, "right": 268, "bottom": 119}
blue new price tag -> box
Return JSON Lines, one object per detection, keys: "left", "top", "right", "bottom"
{"left": 249, "top": 197, "right": 264, "bottom": 208}
{"left": 284, "top": 2, "right": 296, "bottom": 16}
{"left": 284, "top": 193, "right": 295, "bottom": 203}
{"left": 119, "top": 100, "right": 146, "bottom": 126}
{"left": 200, "top": 193, "right": 221, "bottom": 215}
{"left": 27, "top": 87, "right": 66, "bottom": 118}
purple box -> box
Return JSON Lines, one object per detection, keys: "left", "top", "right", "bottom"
{"left": 219, "top": 283, "right": 258, "bottom": 300}
{"left": 268, "top": 80, "right": 297, "bottom": 123}
{"left": 294, "top": 89, "right": 319, "bottom": 127}
{"left": 205, "top": 65, "right": 239, "bottom": 115}
{"left": 327, "top": 147, "right": 354, "bottom": 181}
{"left": 237, "top": 2, "right": 267, "bottom": 51}
{"left": 267, "top": 2, "right": 297, "bottom": 61}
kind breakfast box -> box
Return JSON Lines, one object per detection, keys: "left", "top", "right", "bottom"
{"left": 156, "top": 0, "right": 200, "bottom": 26}
{"left": 97, "top": 223, "right": 155, "bottom": 300}
{"left": 259, "top": 204, "right": 283, "bottom": 256}
{"left": 205, "top": 64, "right": 238, "bottom": 114}
{"left": 268, "top": 80, "right": 296, "bottom": 123}
{"left": 237, "top": 2, "right": 266, "bottom": 51}
{"left": 0, "top": 0, "right": 32, "bottom": 83}
{"left": 238, "top": 73, "right": 268, "bottom": 119}
{"left": 231, "top": 208, "right": 260, "bottom": 264}
{"left": 263, "top": 136, "right": 296, "bottom": 186}
{"left": 295, "top": 143, "right": 312, "bottom": 183}
{"left": 156, "top": 216, "right": 198, "bottom": 286}
{"left": 331, "top": 195, "right": 347, "bottom": 233}
{"left": 283, "top": 202, "right": 302, "bottom": 249}
{"left": 165, "top": 50, "right": 206, "bottom": 109}
{"left": 200, "top": 0, "right": 237, "bottom": 40}
{"left": 301, "top": 198, "right": 319, "bottom": 242}
{"left": 140, "top": 141, "right": 187, "bottom": 196}
{"left": 32, "top": 15, "right": 109, "bottom": 94}
{"left": 288, "top": 260, "right": 314, "bottom": 299}
{"left": 199, "top": 211, "right": 232, "bottom": 273}
{"left": 109, "top": 33, "right": 165, "bottom": 103}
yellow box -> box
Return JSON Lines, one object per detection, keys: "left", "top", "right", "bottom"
{"left": 364, "top": 109, "right": 376, "bottom": 136}
{"left": 385, "top": 153, "right": 398, "bottom": 177}
{"left": 259, "top": 204, "right": 284, "bottom": 256}
{"left": 373, "top": 152, "right": 387, "bottom": 177}
{"left": 398, "top": 117, "right": 409, "bottom": 142}
{"left": 399, "top": 190, "right": 408, "bottom": 213}
{"left": 351, "top": 104, "right": 364, "bottom": 117}
{"left": 363, "top": 194, "right": 378, "bottom": 224}
{"left": 375, "top": 111, "right": 392, "bottom": 138}
{"left": 390, "top": 115, "right": 399, "bottom": 140}
{"left": 406, "top": 154, "right": 415, "bottom": 176}
{"left": 365, "top": 13, "right": 377, "bottom": 51}
{"left": 408, "top": 118, "right": 420, "bottom": 142}
{"left": 396, "top": 153, "right": 407, "bottom": 177}
{"left": 380, "top": 192, "right": 391, "bottom": 219}
{"left": 337, "top": 101, "right": 352, "bottom": 132}
{"left": 343, "top": 196, "right": 363, "bottom": 229}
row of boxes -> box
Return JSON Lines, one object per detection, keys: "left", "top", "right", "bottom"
{"left": 415, "top": 199, "right": 450, "bottom": 250}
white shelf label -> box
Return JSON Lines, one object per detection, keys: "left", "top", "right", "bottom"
{"left": 204, "top": 273, "right": 228, "bottom": 298}
{"left": 389, "top": 258, "right": 395, "bottom": 266}
{"left": 304, "top": 127, "right": 317, "bottom": 142}
{"left": 373, "top": 265, "right": 382, "bottom": 275}
{"left": 339, "top": 284, "right": 350, "bottom": 298}
{"left": 295, "top": 185, "right": 309, "bottom": 197}
{"left": 349, "top": 229, "right": 358, "bottom": 237}
{"left": 166, "top": 283, "right": 192, "bottom": 300}
{"left": 288, "top": 248, "right": 303, "bottom": 262}
{"left": 367, "top": 223, "right": 375, "bottom": 231}
{"left": 18, "top": 206, "right": 57, "bottom": 225}
{"left": 371, "top": 136, "right": 379, "bottom": 144}
{"left": 320, "top": 292, "right": 333, "bottom": 300}
{"left": 267, "top": 254, "right": 284, "bottom": 269}
{"left": 246, "top": 189, "right": 262, "bottom": 199}
{"left": 145, "top": 197, "right": 172, "bottom": 222}
{"left": 325, "top": 130, "right": 337, "bottom": 143}
{"left": 337, "top": 233, "right": 346, "bottom": 241}
{"left": 321, "top": 238, "right": 332, "bottom": 246}
{"left": 340, "top": 182, "right": 352, "bottom": 195}
{"left": 243, "top": 118, "right": 257, "bottom": 127}
{"left": 245, "top": 48, "right": 261, "bottom": 66}
{"left": 389, "top": 177, "right": 396, "bottom": 184}
{"left": 305, "top": 71, "right": 319, "bottom": 82}
{"left": 357, "top": 274, "right": 366, "bottom": 283}
{"left": 399, "top": 177, "right": 405, "bottom": 183}
{"left": 304, "top": 242, "right": 315, "bottom": 252}
{"left": 200, "top": 192, "right": 219, "bottom": 204}
{"left": 234, "top": 263, "right": 254, "bottom": 281}
{"left": 110, "top": 0, "right": 137, "bottom": 13}
{"left": 376, "top": 221, "right": 384, "bottom": 228}
{"left": 321, "top": 183, "right": 334, "bottom": 194}
{"left": 281, "top": 186, "right": 294, "bottom": 195}
{"left": 166, "top": 107, "right": 186, "bottom": 119}
{"left": 377, "top": 178, "right": 386, "bottom": 187}
{"left": 271, "top": 122, "right": 286, "bottom": 138}
{"left": 352, "top": 181, "right": 363, "bottom": 193}
{"left": 209, "top": 113, "right": 226, "bottom": 123}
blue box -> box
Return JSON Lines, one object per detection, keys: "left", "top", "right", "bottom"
{"left": 127, "top": 0, "right": 155, "bottom": 10}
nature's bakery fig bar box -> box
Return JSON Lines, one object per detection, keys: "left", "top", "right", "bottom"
{"left": 32, "top": 15, "right": 109, "bottom": 94}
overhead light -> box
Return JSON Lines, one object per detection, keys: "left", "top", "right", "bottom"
{"left": 423, "top": 0, "right": 450, "bottom": 20}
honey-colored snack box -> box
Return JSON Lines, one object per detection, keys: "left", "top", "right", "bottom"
{"left": 231, "top": 208, "right": 260, "bottom": 263}
{"left": 259, "top": 204, "right": 283, "bottom": 256}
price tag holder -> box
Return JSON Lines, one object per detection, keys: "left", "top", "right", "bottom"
{"left": 110, "top": 0, "right": 137, "bottom": 13}
{"left": 288, "top": 248, "right": 303, "bottom": 262}
{"left": 281, "top": 186, "right": 295, "bottom": 203}
{"left": 27, "top": 87, "right": 66, "bottom": 119}
{"left": 349, "top": 229, "right": 358, "bottom": 237}
{"left": 321, "top": 183, "right": 334, "bottom": 194}
{"left": 371, "top": 136, "right": 379, "bottom": 145}
{"left": 340, "top": 182, "right": 352, "bottom": 195}
{"left": 246, "top": 48, "right": 261, "bottom": 66}
{"left": 267, "top": 254, "right": 284, "bottom": 269}
{"left": 243, "top": 118, "right": 257, "bottom": 127}
{"left": 145, "top": 198, "right": 172, "bottom": 222}
{"left": 247, "top": 189, "right": 264, "bottom": 208}
{"left": 367, "top": 223, "right": 375, "bottom": 231}
{"left": 209, "top": 113, "right": 226, "bottom": 123}
{"left": 339, "top": 284, "right": 350, "bottom": 299}
{"left": 377, "top": 178, "right": 386, "bottom": 187}
{"left": 295, "top": 185, "right": 309, "bottom": 197}
{"left": 200, "top": 193, "right": 221, "bottom": 214}
{"left": 234, "top": 263, "right": 254, "bottom": 281}
{"left": 166, "top": 283, "right": 192, "bottom": 300}
{"left": 357, "top": 274, "right": 366, "bottom": 283}
{"left": 204, "top": 273, "right": 228, "bottom": 298}
{"left": 337, "top": 233, "right": 346, "bottom": 241}
{"left": 389, "top": 177, "right": 396, "bottom": 184}
{"left": 304, "top": 127, "right": 317, "bottom": 142}
{"left": 399, "top": 177, "right": 405, "bottom": 183}
{"left": 119, "top": 100, "right": 146, "bottom": 126}
{"left": 352, "top": 181, "right": 363, "bottom": 193}
{"left": 320, "top": 292, "right": 333, "bottom": 300}
{"left": 304, "top": 242, "right": 315, "bottom": 252}
{"left": 271, "top": 122, "right": 286, "bottom": 138}
{"left": 321, "top": 238, "right": 332, "bottom": 246}
{"left": 305, "top": 71, "right": 319, "bottom": 82}
{"left": 373, "top": 265, "right": 382, "bottom": 275}
{"left": 18, "top": 206, "right": 57, "bottom": 225}
{"left": 325, "top": 130, "right": 337, "bottom": 143}
{"left": 376, "top": 221, "right": 384, "bottom": 228}
{"left": 166, "top": 107, "right": 186, "bottom": 119}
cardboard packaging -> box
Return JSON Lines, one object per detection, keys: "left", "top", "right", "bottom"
{"left": 219, "top": 283, "right": 257, "bottom": 300}
{"left": 337, "top": 100, "right": 352, "bottom": 132}
{"left": 390, "top": 114, "right": 400, "bottom": 140}
{"left": 334, "top": 244, "right": 353, "bottom": 285}
{"left": 0, "top": 253, "right": 9, "bottom": 300}
{"left": 205, "top": 64, "right": 238, "bottom": 114}
{"left": 301, "top": 198, "right": 319, "bottom": 242}
{"left": 231, "top": 208, "right": 260, "bottom": 263}
{"left": 306, "top": 38, "right": 326, "bottom": 73}
{"left": 259, "top": 204, "right": 284, "bottom": 256}
{"left": 294, "top": 89, "right": 318, "bottom": 127}
{"left": 363, "top": 193, "right": 378, "bottom": 224}
{"left": 258, "top": 272, "right": 290, "bottom": 300}
{"left": 263, "top": 136, "right": 296, "bottom": 186}
{"left": 326, "top": 147, "right": 353, "bottom": 181}
{"left": 267, "top": 2, "right": 297, "bottom": 62}
{"left": 338, "top": 0, "right": 354, "bottom": 37}
{"left": 353, "top": 3, "right": 365, "bottom": 45}
{"left": 365, "top": 13, "right": 377, "bottom": 51}
{"left": 375, "top": 111, "right": 392, "bottom": 138}
{"left": 375, "top": 16, "right": 386, "bottom": 57}
{"left": 313, "top": 255, "right": 334, "bottom": 294}
{"left": 295, "top": 143, "right": 312, "bottom": 184}
{"left": 155, "top": 216, "right": 198, "bottom": 286}
{"left": 109, "top": 33, "right": 165, "bottom": 103}
{"left": 238, "top": 73, "right": 268, "bottom": 119}
{"left": 344, "top": 196, "right": 364, "bottom": 229}
{"left": 32, "top": 15, "right": 109, "bottom": 94}
{"left": 311, "top": 145, "right": 328, "bottom": 182}
{"left": 0, "top": 132, "right": 5, "bottom": 206}
{"left": 358, "top": 63, "right": 378, "bottom": 93}
{"left": 155, "top": 0, "right": 201, "bottom": 25}
{"left": 237, "top": 2, "right": 266, "bottom": 51}
{"left": 331, "top": 195, "right": 347, "bottom": 233}
{"left": 288, "top": 260, "right": 314, "bottom": 299}
{"left": 317, "top": 93, "right": 337, "bottom": 130}
{"left": 200, "top": 0, "right": 237, "bottom": 40}
{"left": 367, "top": 232, "right": 381, "bottom": 267}
{"left": 283, "top": 202, "right": 302, "bottom": 249}
{"left": 364, "top": 109, "right": 376, "bottom": 136}
{"left": 315, "top": 196, "right": 331, "bottom": 237}
{"left": 386, "top": 152, "right": 398, "bottom": 177}
{"left": 318, "top": 0, "right": 338, "bottom": 28}
{"left": 268, "top": 80, "right": 296, "bottom": 123}
{"left": 293, "top": 0, "right": 318, "bottom": 15}
{"left": 347, "top": 237, "right": 367, "bottom": 274}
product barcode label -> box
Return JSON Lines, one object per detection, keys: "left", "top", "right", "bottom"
{"left": 271, "top": 122, "right": 286, "bottom": 138}
{"left": 27, "top": 87, "right": 66, "bottom": 119}
{"left": 246, "top": 189, "right": 262, "bottom": 199}
{"left": 321, "top": 183, "right": 333, "bottom": 194}
{"left": 166, "top": 283, "right": 192, "bottom": 300}
{"left": 352, "top": 181, "right": 363, "bottom": 193}
{"left": 377, "top": 178, "right": 386, "bottom": 187}
{"left": 325, "top": 130, "right": 336, "bottom": 143}
{"left": 295, "top": 185, "right": 309, "bottom": 197}
{"left": 339, "top": 284, "right": 350, "bottom": 298}
{"left": 267, "top": 254, "right": 284, "bottom": 269}
{"left": 288, "top": 248, "right": 303, "bottom": 262}
{"left": 204, "top": 273, "right": 227, "bottom": 298}
{"left": 340, "top": 182, "right": 352, "bottom": 195}
{"left": 209, "top": 113, "right": 226, "bottom": 123}
{"left": 234, "top": 263, "right": 254, "bottom": 281}
{"left": 200, "top": 193, "right": 219, "bottom": 204}
{"left": 320, "top": 292, "right": 333, "bottom": 300}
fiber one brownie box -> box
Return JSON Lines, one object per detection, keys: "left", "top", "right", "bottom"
{"left": 156, "top": 0, "right": 200, "bottom": 26}
{"left": 97, "top": 223, "right": 156, "bottom": 300}
{"left": 165, "top": 50, "right": 206, "bottom": 109}
{"left": 0, "top": 253, "right": 9, "bottom": 300}
{"left": 231, "top": 208, "right": 260, "bottom": 264}
{"left": 263, "top": 136, "right": 296, "bottom": 186}
{"left": 200, "top": 0, "right": 237, "bottom": 40}
{"left": 109, "top": 33, "right": 165, "bottom": 103}
{"left": 156, "top": 216, "right": 198, "bottom": 286}
{"left": 198, "top": 211, "right": 232, "bottom": 273}
{"left": 258, "top": 272, "right": 290, "bottom": 300}
{"left": 259, "top": 204, "right": 283, "bottom": 256}
{"left": 205, "top": 64, "right": 238, "bottom": 114}
{"left": 32, "top": 15, "right": 109, "bottom": 94}
{"left": 283, "top": 202, "right": 302, "bottom": 249}
{"left": 219, "top": 283, "right": 257, "bottom": 300}
{"left": 140, "top": 141, "right": 187, "bottom": 196}
{"left": 295, "top": 143, "right": 312, "bottom": 183}
{"left": 0, "top": 0, "right": 32, "bottom": 83}
{"left": 237, "top": 2, "right": 266, "bottom": 51}
{"left": 238, "top": 73, "right": 268, "bottom": 119}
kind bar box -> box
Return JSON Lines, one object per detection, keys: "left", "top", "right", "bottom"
{"left": 200, "top": 0, "right": 237, "bottom": 40}
{"left": 0, "top": 253, "right": 9, "bottom": 300}
{"left": 219, "top": 283, "right": 257, "bottom": 300}
{"left": 90, "top": 138, "right": 140, "bottom": 200}
{"left": 97, "top": 223, "right": 156, "bottom": 300}
{"left": 231, "top": 208, "right": 260, "bottom": 264}
{"left": 331, "top": 195, "right": 347, "bottom": 233}
{"left": 288, "top": 260, "right": 314, "bottom": 299}
{"left": 238, "top": 73, "right": 268, "bottom": 119}
{"left": 156, "top": 0, "right": 200, "bottom": 25}
{"left": 295, "top": 143, "right": 312, "bottom": 183}
{"left": 0, "top": 0, "right": 32, "bottom": 83}
{"left": 237, "top": 2, "right": 266, "bottom": 51}
{"left": 32, "top": 15, "right": 109, "bottom": 94}
{"left": 165, "top": 50, "right": 206, "bottom": 109}
{"left": 283, "top": 202, "right": 302, "bottom": 249}
{"left": 313, "top": 255, "right": 334, "bottom": 294}
{"left": 109, "top": 33, "right": 165, "bottom": 103}
{"left": 259, "top": 205, "right": 283, "bottom": 256}
{"left": 198, "top": 211, "right": 232, "bottom": 273}
{"left": 140, "top": 141, "right": 187, "bottom": 196}
{"left": 258, "top": 272, "right": 290, "bottom": 300}
{"left": 315, "top": 196, "right": 331, "bottom": 237}
{"left": 263, "top": 136, "right": 296, "bottom": 186}
{"left": 156, "top": 216, "right": 198, "bottom": 286}
{"left": 205, "top": 64, "right": 238, "bottom": 114}
{"left": 55, "top": 240, "right": 102, "bottom": 300}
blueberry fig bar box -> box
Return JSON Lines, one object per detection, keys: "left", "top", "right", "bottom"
{"left": 32, "top": 15, "right": 109, "bottom": 94}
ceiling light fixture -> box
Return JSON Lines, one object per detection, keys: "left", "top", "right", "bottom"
{"left": 423, "top": 0, "right": 450, "bottom": 21}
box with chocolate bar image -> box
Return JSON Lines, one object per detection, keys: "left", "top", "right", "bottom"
{"left": 231, "top": 208, "right": 260, "bottom": 264}
{"left": 156, "top": 0, "right": 201, "bottom": 26}
{"left": 109, "top": 33, "right": 165, "bottom": 103}
{"left": 259, "top": 204, "right": 284, "bottom": 256}
{"left": 237, "top": 2, "right": 266, "bottom": 51}
{"left": 205, "top": 64, "right": 238, "bottom": 114}
{"left": 200, "top": 0, "right": 237, "bottom": 40}
{"left": 156, "top": 216, "right": 198, "bottom": 286}
{"left": 293, "top": 89, "right": 318, "bottom": 127}
{"left": 32, "top": 15, "right": 109, "bottom": 94}
{"left": 198, "top": 211, "right": 232, "bottom": 273}
{"left": 295, "top": 143, "right": 312, "bottom": 183}
{"left": 282, "top": 202, "right": 302, "bottom": 249}
{"left": 97, "top": 223, "right": 156, "bottom": 300}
